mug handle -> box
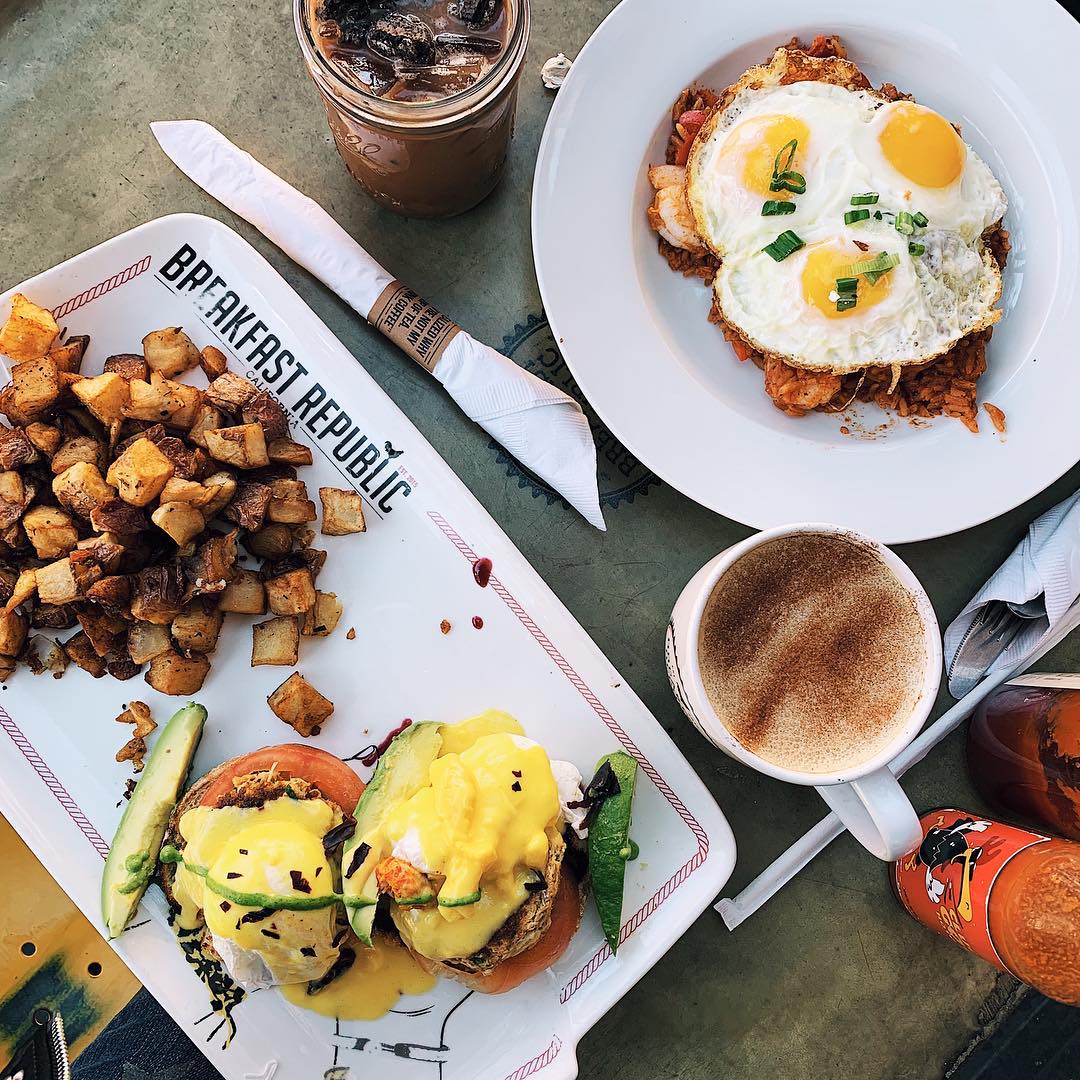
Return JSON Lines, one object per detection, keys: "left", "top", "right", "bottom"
{"left": 814, "top": 767, "right": 922, "bottom": 861}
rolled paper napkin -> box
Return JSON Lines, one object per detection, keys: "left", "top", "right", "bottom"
{"left": 716, "top": 593, "right": 1080, "bottom": 931}
{"left": 943, "top": 489, "right": 1080, "bottom": 695}
{"left": 150, "top": 120, "right": 605, "bottom": 531}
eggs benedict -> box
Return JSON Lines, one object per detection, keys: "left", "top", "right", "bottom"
{"left": 342, "top": 710, "right": 588, "bottom": 993}
{"left": 160, "top": 744, "right": 366, "bottom": 990}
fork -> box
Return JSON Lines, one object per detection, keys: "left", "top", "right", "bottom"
{"left": 947, "top": 599, "right": 1028, "bottom": 698}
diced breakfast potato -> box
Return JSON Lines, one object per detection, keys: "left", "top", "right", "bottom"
{"left": 251, "top": 616, "right": 299, "bottom": 666}
{"left": 52, "top": 462, "right": 115, "bottom": 519}
{"left": 203, "top": 424, "right": 268, "bottom": 470}
{"left": 266, "top": 568, "right": 316, "bottom": 616}
{"left": 160, "top": 476, "right": 209, "bottom": 505}
{"left": 151, "top": 502, "right": 205, "bottom": 546}
{"left": 0, "top": 294, "right": 60, "bottom": 361}
{"left": 163, "top": 379, "right": 203, "bottom": 430}
{"left": 205, "top": 372, "right": 257, "bottom": 412}
{"left": 241, "top": 391, "right": 289, "bottom": 441}
{"left": 0, "top": 471, "right": 25, "bottom": 528}
{"left": 198, "top": 471, "right": 237, "bottom": 518}
{"left": 300, "top": 591, "right": 343, "bottom": 637}
{"left": 51, "top": 435, "right": 106, "bottom": 475}
{"left": 319, "top": 487, "right": 366, "bottom": 535}
{"left": 63, "top": 631, "right": 107, "bottom": 678}
{"left": 268, "top": 439, "right": 313, "bottom": 467}
{"left": 77, "top": 607, "right": 127, "bottom": 658}
{"left": 268, "top": 479, "right": 316, "bottom": 524}
{"left": 11, "top": 356, "right": 61, "bottom": 416}
{"left": 219, "top": 569, "right": 266, "bottom": 615}
{"left": 48, "top": 335, "right": 89, "bottom": 374}
{"left": 200, "top": 345, "right": 228, "bottom": 380}
{"left": 187, "top": 402, "right": 225, "bottom": 450}
{"left": 0, "top": 608, "right": 28, "bottom": 657}
{"left": 89, "top": 497, "right": 148, "bottom": 535}
{"left": 123, "top": 373, "right": 181, "bottom": 423}
{"left": 244, "top": 523, "right": 292, "bottom": 559}
{"left": 129, "top": 565, "right": 184, "bottom": 624}
{"left": 103, "top": 353, "right": 149, "bottom": 381}
{"left": 107, "top": 438, "right": 174, "bottom": 506}
{"left": 5, "top": 568, "right": 37, "bottom": 612}
{"left": 145, "top": 649, "right": 211, "bottom": 695}
{"left": 127, "top": 621, "right": 172, "bottom": 665}
{"left": 267, "top": 671, "right": 334, "bottom": 737}
{"left": 23, "top": 506, "right": 78, "bottom": 559}
{"left": 142, "top": 327, "right": 201, "bottom": 378}
{"left": 25, "top": 422, "right": 62, "bottom": 455}
{"left": 171, "top": 603, "right": 223, "bottom": 653}
{"left": 36, "top": 559, "right": 78, "bottom": 605}
{"left": 71, "top": 372, "right": 129, "bottom": 425}
{"left": 85, "top": 574, "right": 132, "bottom": 613}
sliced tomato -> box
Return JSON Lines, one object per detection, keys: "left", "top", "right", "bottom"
{"left": 199, "top": 744, "right": 365, "bottom": 814}
{"left": 478, "top": 871, "right": 583, "bottom": 995}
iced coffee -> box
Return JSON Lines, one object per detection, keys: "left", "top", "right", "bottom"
{"left": 294, "top": 0, "right": 529, "bottom": 217}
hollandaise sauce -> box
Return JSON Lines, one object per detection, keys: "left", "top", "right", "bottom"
{"left": 280, "top": 934, "right": 436, "bottom": 1020}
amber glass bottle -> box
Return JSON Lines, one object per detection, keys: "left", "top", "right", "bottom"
{"left": 893, "top": 808, "right": 1080, "bottom": 1005}
{"left": 968, "top": 675, "right": 1080, "bottom": 839}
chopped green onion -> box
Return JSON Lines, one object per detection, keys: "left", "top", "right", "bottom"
{"left": 835, "top": 277, "right": 858, "bottom": 294}
{"left": 836, "top": 297, "right": 858, "bottom": 312}
{"left": 850, "top": 252, "right": 901, "bottom": 277}
{"left": 844, "top": 208, "right": 871, "bottom": 225}
{"left": 761, "top": 200, "right": 797, "bottom": 216}
{"left": 761, "top": 230, "right": 805, "bottom": 261}
{"left": 770, "top": 170, "right": 806, "bottom": 195}
{"left": 772, "top": 139, "right": 798, "bottom": 179}
{"left": 895, "top": 211, "right": 916, "bottom": 236}
{"left": 873, "top": 210, "right": 884, "bottom": 220}
{"left": 912, "top": 211, "right": 929, "bottom": 228}
{"left": 850, "top": 193, "right": 880, "bottom": 205}
{"left": 864, "top": 270, "right": 886, "bottom": 284}
{"left": 908, "top": 241, "right": 926, "bottom": 256}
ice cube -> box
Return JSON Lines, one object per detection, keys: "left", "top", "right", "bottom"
{"left": 367, "top": 12, "right": 437, "bottom": 65}
{"left": 448, "top": 0, "right": 500, "bottom": 29}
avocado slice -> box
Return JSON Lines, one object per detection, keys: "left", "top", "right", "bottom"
{"left": 341, "top": 721, "right": 443, "bottom": 945}
{"left": 101, "top": 702, "right": 207, "bottom": 939}
{"left": 587, "top": 751, "right": 639, "bottom": 955}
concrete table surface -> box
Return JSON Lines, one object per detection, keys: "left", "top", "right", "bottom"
{"left": 3, "top": 2, "right": 1078, "bottom": 1078}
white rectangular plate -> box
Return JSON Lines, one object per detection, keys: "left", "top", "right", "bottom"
{"left": 0, "top": 214, "right": 735, "bottom": 1080}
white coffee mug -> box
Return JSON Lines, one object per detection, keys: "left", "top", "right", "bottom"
{"left": 665, "top": 522, "right": 942, "bottom": 862}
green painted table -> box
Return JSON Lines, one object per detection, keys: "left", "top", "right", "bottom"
{"left": 3, "top": 1, "right": 1078, "bottom": 1077}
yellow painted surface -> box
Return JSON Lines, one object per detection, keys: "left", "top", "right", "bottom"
{"left": 0, "top": 812, "right": 139, "bottom": 1062}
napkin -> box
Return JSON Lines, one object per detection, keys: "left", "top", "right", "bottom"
{"left": 150, "top": 120, "right": 605, "bottom": 531}
{"left": 715, "top": 593, "right": 1080, "bottom": 930}
{"left": 943, "top": 490, "right": 1080, "bottom": 694}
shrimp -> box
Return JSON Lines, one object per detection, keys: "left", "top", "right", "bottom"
{"left": 763, "top": 356, "right": 841, "bottom": 415}
{"left": 375, "top": 856, "right": 434, "bottom": 905}
{"left": 646, "top": 165, "right": 707, "bottom": 254}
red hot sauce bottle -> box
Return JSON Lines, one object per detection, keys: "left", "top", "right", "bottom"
{"left": 892, "top": 808, "right": 1080, "bottom": 1005}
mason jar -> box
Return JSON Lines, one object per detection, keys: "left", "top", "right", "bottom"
{"left": 293, "top": 0, "right": 530, "bottom": 218}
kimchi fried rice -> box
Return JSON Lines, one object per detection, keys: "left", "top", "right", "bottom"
{"left": 647, "top": 34, "right": 1009, "bottom": 432}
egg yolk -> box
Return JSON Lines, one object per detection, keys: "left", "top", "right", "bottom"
{"left": 878, "top": 102, "right": 965, "bottom": 188}
{"left": 801, "top": 245, "right": 892, "bottom": 319}
{"left": 721, "top": 114, "right": 810, "bottom": 197}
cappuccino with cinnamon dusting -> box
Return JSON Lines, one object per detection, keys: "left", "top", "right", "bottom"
{"left": 698, "top": 532, "right": 927, "bottom": 775}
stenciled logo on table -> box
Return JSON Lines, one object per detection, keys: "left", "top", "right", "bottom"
{"left": 153, "top": 243, "right": 416, "bottom": 517}
{"left": 494, "top": 314, "right": 660, "bottom": 511}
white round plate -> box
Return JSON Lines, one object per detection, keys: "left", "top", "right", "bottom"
{"left": 533, "top": 0, "right": 1080, "bottom": 543}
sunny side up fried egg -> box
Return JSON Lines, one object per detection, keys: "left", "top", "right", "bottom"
{"left": 686, "top": 58, "right": 1007, "bottom": 373}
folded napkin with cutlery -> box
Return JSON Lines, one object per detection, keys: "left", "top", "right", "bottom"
{"left": 150, "top": 120, "right": 605, "bottom": 531}
{"left": 944, "top": 489, "right": 1080, "bottom": 696}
